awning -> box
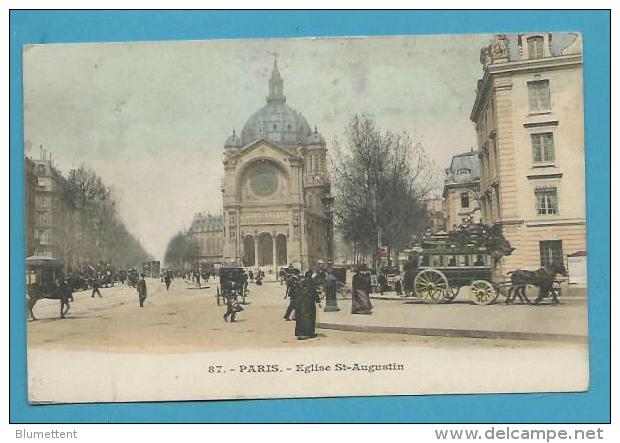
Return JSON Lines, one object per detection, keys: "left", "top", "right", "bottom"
{"left": 26, "top": 256, "right": 62, "bottom": 268}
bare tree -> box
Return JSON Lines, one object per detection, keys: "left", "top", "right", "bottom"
{"left": 332, "top": 115, "right": 439, "bottom": 268}
{"left": 65, "top": 163, "right": 151, "bottom": 270}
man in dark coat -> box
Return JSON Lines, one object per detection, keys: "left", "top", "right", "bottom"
{"left": 283, "top": 275, "right": 299, "bottom": 321}
{"left": 294, "top": 271, "right": 321, "bottom": 340}
{"left": 164, "top": 272, "right": 172, "bottom": 290}
{"left": 403, "top": 254, "right": 418, "bottom": 297}
{"left": 223, "top": 282, "right": 243, "bottom": 323}
{"left": 137, "top": 273, "right": 147, "bottom": 307}
{"left": 91, "top": 274, "right": 102, "bottom": 298}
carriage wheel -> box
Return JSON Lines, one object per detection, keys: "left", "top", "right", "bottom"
{"left": 470, "top": 280, "right": 498, "bottom": 305}
{"left": 414, "top": 269, "right": 449, "bottom": 303}
{"left": 444, "top": 285, "right": 459, "bottom": 302}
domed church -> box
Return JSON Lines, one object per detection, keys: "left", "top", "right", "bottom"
{"left": 221, "top": 60, "right": 331, "bottom": 271}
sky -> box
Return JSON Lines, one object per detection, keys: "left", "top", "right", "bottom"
{"left": 23, "top": 33, "right": 492, "bottom": 261}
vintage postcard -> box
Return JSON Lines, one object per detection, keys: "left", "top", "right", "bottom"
{"left": 23, "top": 33, "right": 588, "bottom": 404}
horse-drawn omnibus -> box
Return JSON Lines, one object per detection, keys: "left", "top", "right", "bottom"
{"left": 405, "top": 242, "right": 499, "bottom": 305}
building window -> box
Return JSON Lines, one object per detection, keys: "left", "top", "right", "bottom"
{"left": 531, "top": 133, "right": 555, "bottom": 163}
{"left": 528, "top": 80, "right": 551, "bottom": 112}
{"left": 535, "top": 187, "right": 558, "bottom": 215}
{"left": 460, "top": 192, "right": 470, "bottom": 208}
{"left": 456, "top": 168, "right": 471, "bottom": 182}
{"left": 527, "top": 36, "right": 545, "bottom": 59}
{"left": 540, "top": 240, "right": 563, "bottom": 267}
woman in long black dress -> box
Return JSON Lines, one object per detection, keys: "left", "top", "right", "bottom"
{"left": 351, "top": 267, "right": 373, "bottom": 314}
{"left": 295, "top": 271, "right": 321, "bottom": 340}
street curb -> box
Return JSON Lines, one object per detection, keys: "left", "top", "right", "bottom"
{"left": 369, "top": 295, "right": 588, "bottom": 303}
{"left": 316, "top": 322, "right": 587, "bottom": 342}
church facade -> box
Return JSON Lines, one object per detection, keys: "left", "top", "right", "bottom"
{"left": 221, "top": 61, "right": 331, "bottom": 271}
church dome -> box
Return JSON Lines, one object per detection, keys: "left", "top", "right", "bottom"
{"left": 224, "top": 130, "right": 242, "bottom": 149}
{"left": 307, "top": 127, "right": 326, "bottom": 145}
{"left": 241, "top": 102, "right": 311, "bottom": 146}
{"left": 239, "top": 60, "right": 312, "bottom": 146}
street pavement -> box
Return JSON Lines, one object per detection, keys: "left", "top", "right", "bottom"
{"left": 27, "top": 277, "right": 588, "bottom": 349}
{"left": 26, "top": 278, "right": 589, "bottom": 403}
{"left": 320, "top": 290, "right": 588, "bottom": 341}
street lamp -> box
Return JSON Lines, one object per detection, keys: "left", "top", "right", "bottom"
{"left": 321, "top": 194, "right": 335, "bottom": 262}
{"left": 321, "top": 194, "right": 339, "bottom": 312}
{"left": 195, "top": 246, "right": 201, "bottom": 272}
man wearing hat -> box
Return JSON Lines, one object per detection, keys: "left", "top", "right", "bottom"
{"left": 137, "top": 273, "right": 147, "bottom": 307}
{"left": 283, "top": 274, "right": 299, "bottom": 321}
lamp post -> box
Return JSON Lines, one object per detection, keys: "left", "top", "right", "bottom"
{"left": 322, "top": 195, "right": 335, "bottom": 263}
{"left": 322, "top": 194, "right": 338, "bottom": 312}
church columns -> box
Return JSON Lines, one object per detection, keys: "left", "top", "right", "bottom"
{"left": 272, "top": 232, "right": 277, "bottom": 270}
{"left": 254, "top": 234, "right": 259, "bottom": 268}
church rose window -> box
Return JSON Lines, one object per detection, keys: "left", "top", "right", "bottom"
{"left": 250, "top": 164, "right": 278, "bottom": 197}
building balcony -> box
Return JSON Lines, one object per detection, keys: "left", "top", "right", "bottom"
{"left": 303, "top": 174, "right": 330, "bottom": 187}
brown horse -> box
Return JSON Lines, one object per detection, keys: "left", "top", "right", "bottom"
{"left": 27, "top": 283, "right": 72, "bottom": 320}
{"left": 506, "top": 263, "right": 567, "bottom": 305}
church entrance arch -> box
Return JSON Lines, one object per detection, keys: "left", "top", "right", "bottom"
{"left": 242, "top": 235, "right": 255, "bottom": 267}
{"left": 257, "top": 233, "right": 273, "bottom": 266}
{"left": 276, "top": 234, "right": 287, "bottom": 266}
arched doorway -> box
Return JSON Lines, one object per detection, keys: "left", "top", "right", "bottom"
{"left": 276, "top": 234, "right": 287, "bottom": 266}
{"left": 257, "top": 233, "right": 273, "bottom": 266}
{"left": 242, "top": 235, "right": 255, "bottom": 267}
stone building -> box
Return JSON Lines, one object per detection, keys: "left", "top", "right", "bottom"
{"left": 423, "top": 197, "right": 447, "bottom": 234}
{"left": 32, "top": 153, "right": 70, "bottom": 262}
{"left": 470, "top": 33, "right": 586, "bottom": 274}
{"left": 24, "top": 156, "right": 38, "bottom": 256}
{"left": 442, "top": 151, "right": 482, "bottom": 230}
{"left": 187, "top": 212, "right": 225, "bottom": 267}
{"left": 220, "top": 60, "right": 331, "bottom": 271}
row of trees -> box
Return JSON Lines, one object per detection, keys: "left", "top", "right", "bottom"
{"left": 332, "top": 115, "right": 439, "bottom": 268}
{"left": 163, "top": 232, "right": 199, "bottom": 270}
{"left": 63, "top": 164, "right": 151, "bottom": 270}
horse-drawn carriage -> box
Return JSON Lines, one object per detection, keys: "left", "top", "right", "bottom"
{"left": 407, "top": 244, "right": 499, "bottom": 305}
{"left": 216, "top": 266, "right": 248, "bottom": 306}
{"left": 404, "top": 241, "right": 566, "bottom": 305}
{"left": 26, "top": 255, "right": 71, "bottom": 320}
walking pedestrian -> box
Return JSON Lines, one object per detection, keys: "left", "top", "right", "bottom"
{"left": 91, "top": 274, "right": 102, "bottom": 298}
{"left": 403, "top": 254, "right": 418, "bottom": 297}
{"left": 223, "top": 285, "right": 243, "bottom": 323}
{"left": 164, "top": 272, "right": 172, "bottom": 290}
{"left": 294, "top": 271, "right": 321, "bottom": 340}
{"left": 351, "top": 267, "right": 373, "bottom": 314}
{"left": 283, "top": 275, "right": 299, "bottom": 321}
{"left": 137, "top": 273, "right": 147, "bottom": 307}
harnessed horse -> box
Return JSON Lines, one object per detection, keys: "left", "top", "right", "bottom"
{"left": 506, "top": 263, "right": 567, "bottom": 305}
{"left": 27, "top": 283, "right": 73, "bottom": 320}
